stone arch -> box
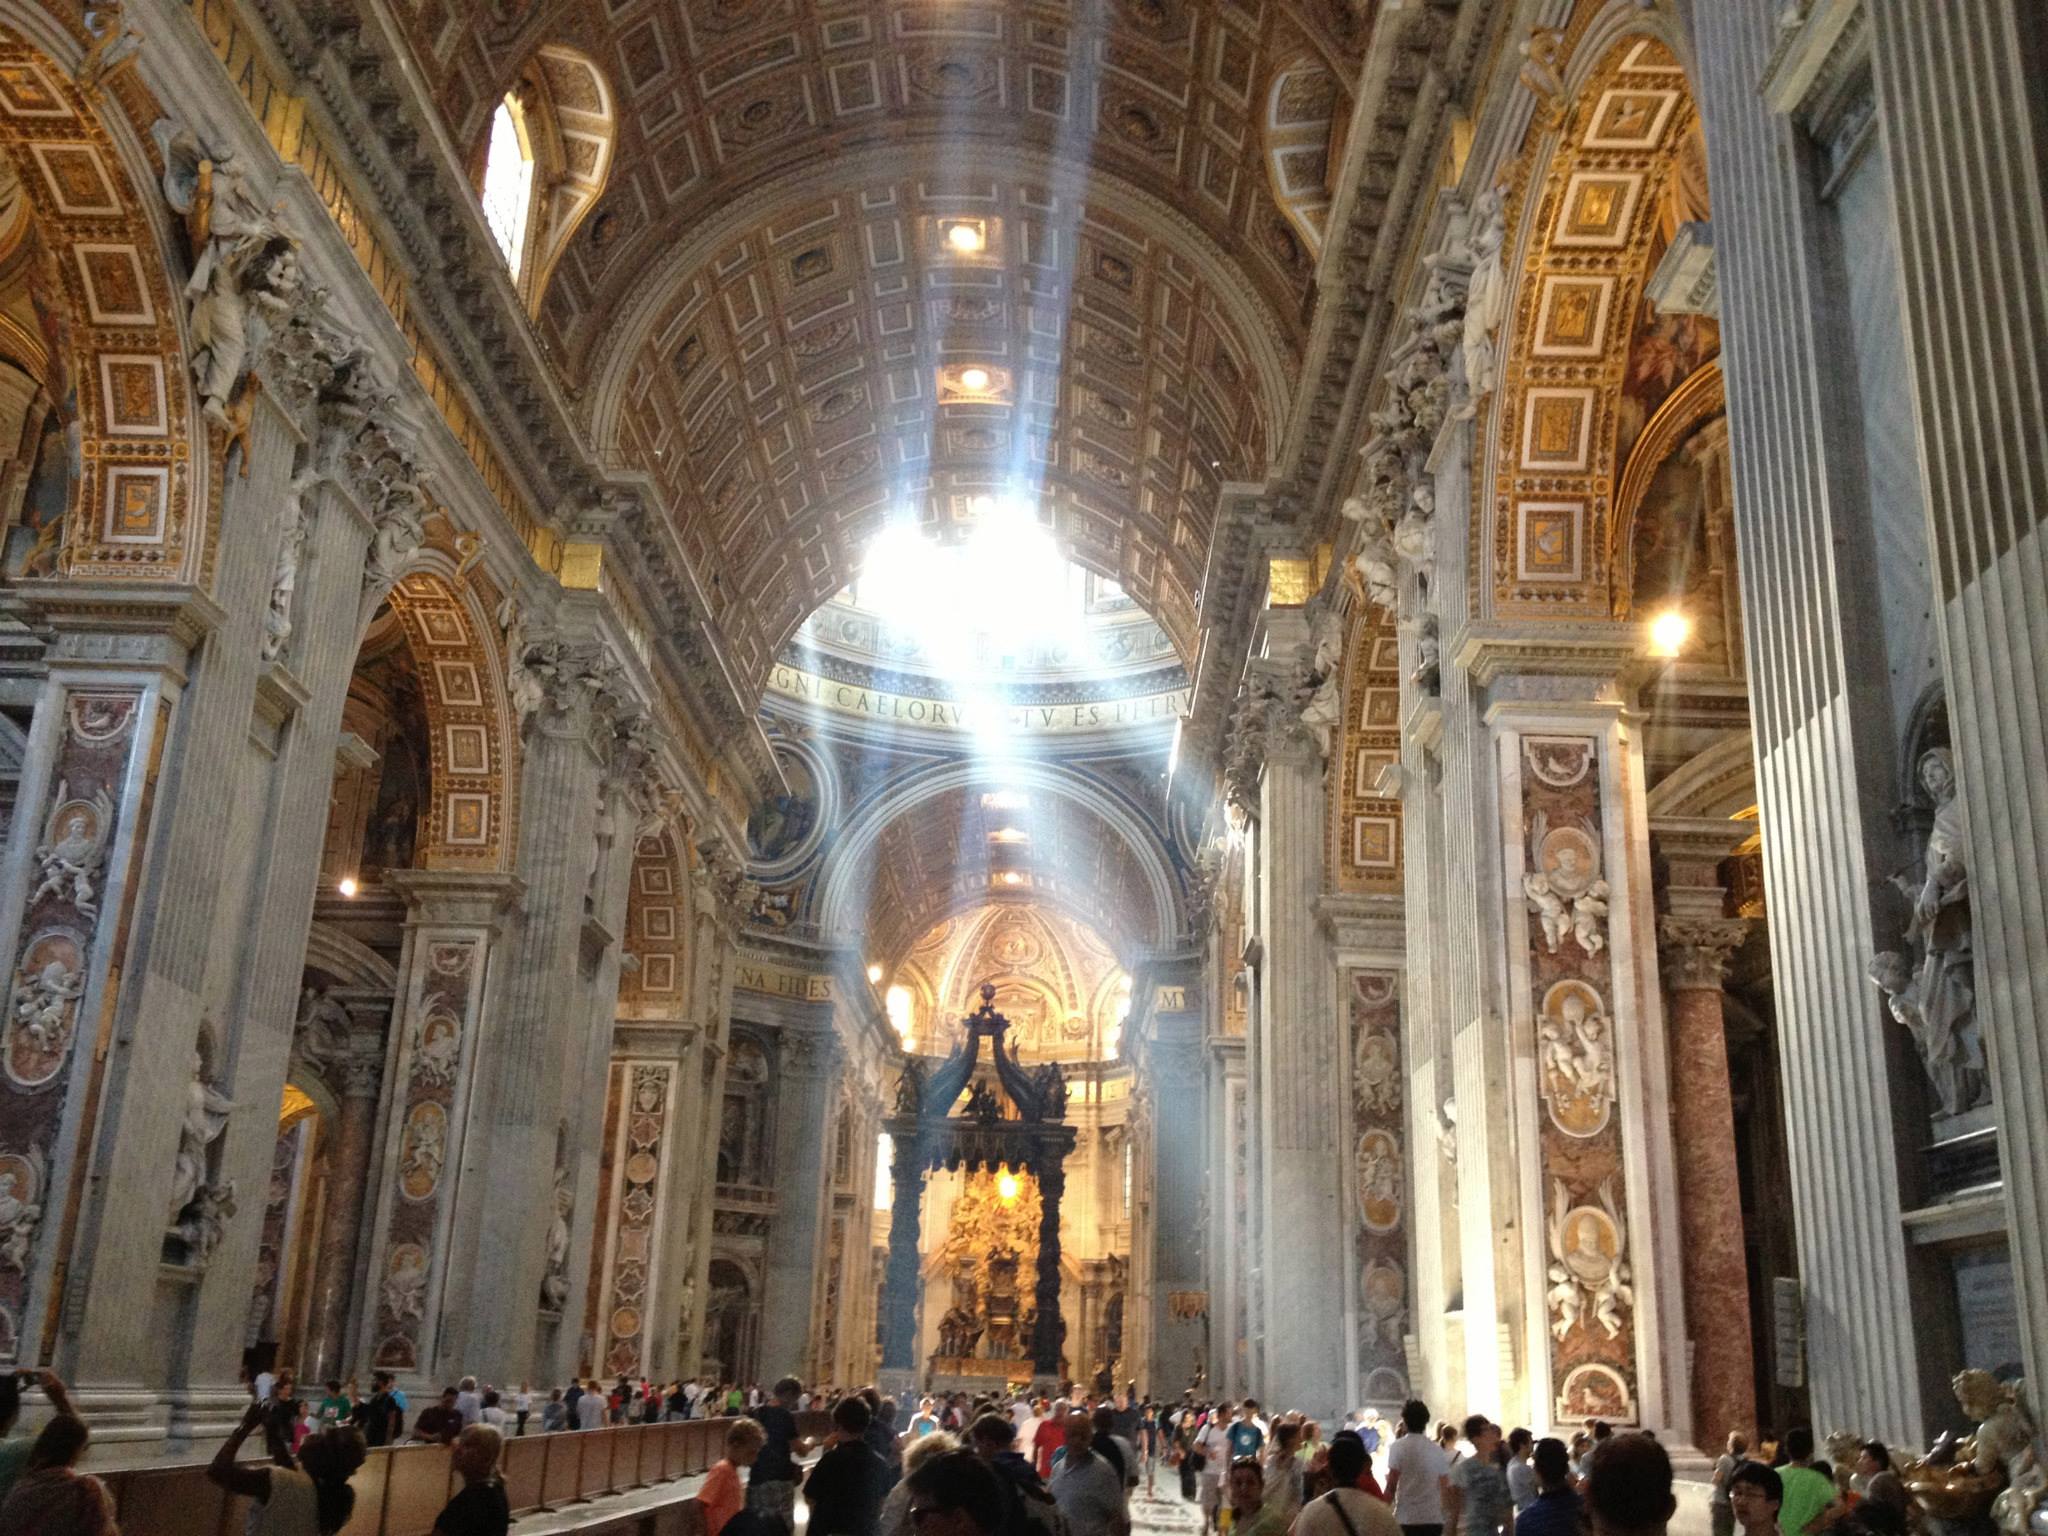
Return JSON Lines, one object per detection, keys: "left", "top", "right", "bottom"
{"left": 373, "top": 557, "right": 517, "bottom": 870}
{"left": 1610, "top": 361, "right": 1723, "bottom": 613}
{"left": 620, "top": 823, "right": 689, "bottom": 1014}
{"left": 1481, "top": 27, "right": 1709, "bottom": 621}
{"left": 812, "top": 761, "right": 1182, "bottom": 961}
{"left": 301, "top": 923, "right": 398, "bottom": 991}
{"left": 1263, "top": 53, "right": 1344, "bottom": 258}
{"left": 0, "top": 21, "right": 206, "bottom": 584}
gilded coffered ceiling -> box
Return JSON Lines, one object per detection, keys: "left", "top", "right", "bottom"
{"left": 380, "top": 0, "right": 1378, "bottom": 690}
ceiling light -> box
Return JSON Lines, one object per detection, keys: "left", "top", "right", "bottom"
{"left": 969, "top": 494, "right": 997, "bottom": 517}
{"left": 867, "top": 963, "right": 884, "bottom": 984}
{"left": 960, "top": 366, "right": 991, "bottom": 392}
{"left": 984, "top": 791, "right": 1027, "bottom": 810}
{"left": 1001, "top": 871, "right": 1024, "bottom": 886}
{"left": 338, "top": 877, "right": 358, "bottom": 899}
{"left": 946, "top": 221, "right": 985, "bottom": 254}
{"left": 991, "top": 827, "right": 1028, "bottom": 843}
{"left": 1648, "top": 608, "right": 1692, "bottom": 659}
{"left": 997, "top": 1170, "right": 1021, "bottom": 1204}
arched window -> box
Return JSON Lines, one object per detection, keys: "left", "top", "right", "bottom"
{"left": 480, "top": 94, "right": 536, "bottom": 278}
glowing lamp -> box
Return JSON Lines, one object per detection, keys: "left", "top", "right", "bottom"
{"left": 959, "top": 366, "right": 991, "bottom": 392}
{"left": 997, "top": 1171, "right": 1021, "bottom": 1204}
{"left": 337, "top": 877, "right": 359, "bottom": 898}
{"left": 946, "top": 222, "right": 985, "bottom": 254}
{"left": 1001, "top": 871, "right": 1024, "bottom": 886}
{"left": 1648, "top": 608, "right": 1692, "bottom": 659}
{"left": 867, "top": 963, "right": 884, "bottom": 984}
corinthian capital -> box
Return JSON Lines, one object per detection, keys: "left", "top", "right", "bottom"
{"left": 1657, "top": 915, "right": 1750, "bottom": 992}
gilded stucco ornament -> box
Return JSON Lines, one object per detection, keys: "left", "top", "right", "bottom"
{"left": 1905, "top": 1371, "right": 2045, "bottom": 1534}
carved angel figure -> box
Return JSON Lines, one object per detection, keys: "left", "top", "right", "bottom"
{"left": 1458, "top": 187, "right": 1509, "bottom": 416}
{"left": 383, "top": 1246, "right": 428, "bottom": 1323}
{"left": 1296, "top": 609, "right": 1346, "bottom": 758}
{"left": 402, "top": 1112, "right": 446, "bottom": 1190}
{"left": 0, "top": 1152, "right": 45, "bottom": 1273}
{"left": 32, "top": 783, "right": 114, "bottom": 916}
{"left": 261, "top": 470, "right": 316, "bottom": 663}
{"left": 1524, "top": 812, "right": 1612, "bottom": 954}
{"left": 167, "top": 1048, "right": 234, "bottom": 1228}
{"left": 171, "top": 1179, "right": 236, "bottom": 1266}
{"left": 498, "top": 594, "right": 546, "bottom": 725}
{"left": 14, "top": 958, "right": 83, "bottom": 1056}
{"left": 365, "top": 477, "right": 429, "bottom": 589}
{"left": 1344, "top": 497, "right": 1401, "bottom": 612}
{"left": 154, "top": 120, "right": 300, "bottom": 429}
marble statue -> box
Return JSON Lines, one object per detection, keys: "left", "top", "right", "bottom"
{"left": 894, "top": 1057, "right": 925, "bottom": 1116}
{"left": 1524, "top": 812, "right": 1611, "bottom": 954}
{"left": 261, "top": 469, "right": 315, "bottom": 663}
{"left": 0, "top": 1150, "right": 46, "bottom": 1273}
{"left": 498, "top": 594, "right": 545, "bottom": 725}
{"left": 1518, "top": 28, "right": 1570, "bottom": 128}
{"left": 76, "top": 3, "right": 143, "bottom": 99}
{"left": 1296, "top": 608, "right": 1345, "bottom": 759}
{"left": 540, "top": 1166, "right": 573, "bottom": 1312}
{"left": 1906, "top": 1370, "right": 2045, "bottom": 1534}
{"left": 31, "top": 783, "right": 114, "bottom": 916}
{"left": 1343, "top": 496, "right": 1400, "bottom": 612}
{"left": 382, "top": 1245, "right": 427, "bottom": 1324}
{"left": 1874, "top": 748, "right": 1986, "bottom": 1116}
{"left": 364, "top": 475, "right": 428, "bottom": 589}
{"left": 1457, "top": 188, "right": 1508, "bottom": 417}
{"left": 291, "top": 986, "right": 351, "bottom": 1076}
{"left": 1411, "top": 613, "right": 1441, "bottom": 696}
{"left": 171, "top": 1180, "right": 237, "bottom": 1266}
{"left": 167, "top": 1047, "right": 233, "bottom": 1230}
{"left": 155, "top": 120, "right": 301, "bottom": 430}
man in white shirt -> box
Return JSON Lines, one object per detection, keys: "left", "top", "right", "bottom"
{"left": 575, "top": 1379, "right": 607, "bottom": 1430}
{"left": 454, "top": 1375, "right": 483, "bottom": 1427}
{"left": 1196, "top": 1407, "right": 1233, "bottom": 1532}
{"left": 1298, "top": 1434, "right": 1403, "bottom": 1536}
{"left": 1384, "top": 1400, "right": 1450, "bottom": 1536}
{"left": 684, "top": 1379, "right": 704, "bottom": 1419}
{"left": 1017, "top": 1400, "right": 1044, "bottom": 1459}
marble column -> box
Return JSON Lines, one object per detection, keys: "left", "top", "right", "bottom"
{"left": 442, "top": 659, "right": 607, "bottom": 1385}
{"left": 1654, "top": 816, "right": 1757, "bottom": 1453}
{"left": 1691, "top": 0, "right": 1952, "bottom": 1442}
{"left": 1248, "top": 644, "right": 1348, "bottom": 1420}
{"left": 757, "top": 1029, "right": 841, "bottom": 1381}
{"left": 1146, "top": 1019, "right": 1206, "bottom": 1395}
{"left": 353, "top": 870, "right": 520, "bottom": 1390}
{"left": 1864, "top": 0, "right": 2048, "bottom": 1393}
{"left": 0, "top": 587, "right": 216, "bottom": 1442}
{"left": 1659, "top": 914, "right": 1755, "bottom": 1453}
{"left": 303, "top": 1025, "right": 385, "bottom": 1386}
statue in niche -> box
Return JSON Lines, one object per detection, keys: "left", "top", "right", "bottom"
{"left": 1871, "top": 747, "right": 1986, "bottom": 1117}
{"left": 540, "top": 1163, "right": 573, "bottom": 1312}
{"left": 1410, "top": 614, "right": 1441, "bottom": 697}
{"left": 167, "top": 1032, "right": 236, "bottom": 1265}
{"left": 292, "top": 986, "right": 351, "bottom": 1077}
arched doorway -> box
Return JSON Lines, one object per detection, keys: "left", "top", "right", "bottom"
{"left": 703, "top": 1258, "right": 758, "bottom": 1386}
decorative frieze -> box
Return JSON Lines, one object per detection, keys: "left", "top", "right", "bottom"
{"left": 1348, "top": 970, "right": 1411, "bottom": 1402}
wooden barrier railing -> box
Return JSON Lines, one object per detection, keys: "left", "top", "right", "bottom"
{"left": 95, "top": 1412, "right": 834, "bottom": 1536}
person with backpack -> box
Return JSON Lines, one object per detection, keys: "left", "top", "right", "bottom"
{"left": 967, "top": 1412, "right": 1065, "bottom": 1536}
{"left": 1296, "top": 1435, "right": 1402, "bottom": 1536}
{"left": 349, "top": 1372, "right": 404, "bottom": 1448}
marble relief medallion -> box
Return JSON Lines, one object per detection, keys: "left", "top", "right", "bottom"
{"left": 398, "top": 1102, "right": 448, "bottom": 1200}
{"left": 1537, "top": 979, "right": 1615, "bottom": 1137}
{"left": 4, "top": 931, "right": 87, "bottom": 1088}
{"left": 1355, "top": 1128, "right": 1402, "bottom": 1233}
{"left": 1558, "top": 1362, "right": 1634, "bottom": 1422}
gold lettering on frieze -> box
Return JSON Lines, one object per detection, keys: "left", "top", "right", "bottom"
{"left": 1155, "top": 985, "right": 1189, "bottom": 1012}
{"left": 768, "top": 663, "right": 1188, "bottom": 734}
{"left": 734, "top": 963, "right": 832, "bottom": 1002}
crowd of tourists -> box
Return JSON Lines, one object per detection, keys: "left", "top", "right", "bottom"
{"left": 0, "top": 1358, "right": 1926, "bottom": 1536}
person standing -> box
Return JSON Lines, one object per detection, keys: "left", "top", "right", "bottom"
{"left": 1773, "top": 1430, "right": 1839, "bottom": 1536}
{"left": 1051, "top": 1412, "right": 1130, "bottom": 1536}
{"left": 1197, "top": 1406, "right": 1234, "bottom": 1533}
{"left": 454, "top": 1377, "right": 483, "bottom": 1428}
{"left": 806, "top": 1396, "right": 892, "bottom": 1536}
{"left": 415, "top": 1388, "right": 465, "bottom": 1446}
{"left": 0, "top": 1414, "right": 114, "bottom": 1536}
{"left": 1505, "top": 1430, "right": 1537, "bottom": 1515}
{"left": 431, "top": 1425, "right": 511, "bottom": 1536}
{"left": 747, "top": 1376, "right": 811, "bottom": 1535}
{"left": 350, "top": 1372, "right": 404, "bottom": 1447}
{"left": 1710, "top": 1434, "right": 1750, "bottom": 1536}
{"left": 0, "top": 1370, "right": 76, "bottom": 1508}
{"left": 574, "top": 1381, "right": 607, "bottom": 1432}
{"left": 1384, "top": 1400, "right": 1449, "bottom": 1536}
{"left": 1442, "top": 1419, "right": 1512, "bottom": 1536}
{"left": 1584, "top": 1435, "right": 1675, "bottom": 1536}
{"left": 1294, "top": 1434, "right": 1402, "bottom": 1536}
{"left": 699, "top": 1418, "right": 767, "bottom": 1536}
{"left": 1510, "top": 1441, "right": 1581, "bottom": 1536}
{"left": 512, "top": 1383, "right": 534, "bottom": 1437}
{"left": 1729, "top": 1464, "right": 1784, "bottom": 1536}
{"left": 1226, "top": 1402, "right": 1265, "bottom": 1465}
{"left": 206, "top": 1402, "right": 366, "bottom": 1535}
